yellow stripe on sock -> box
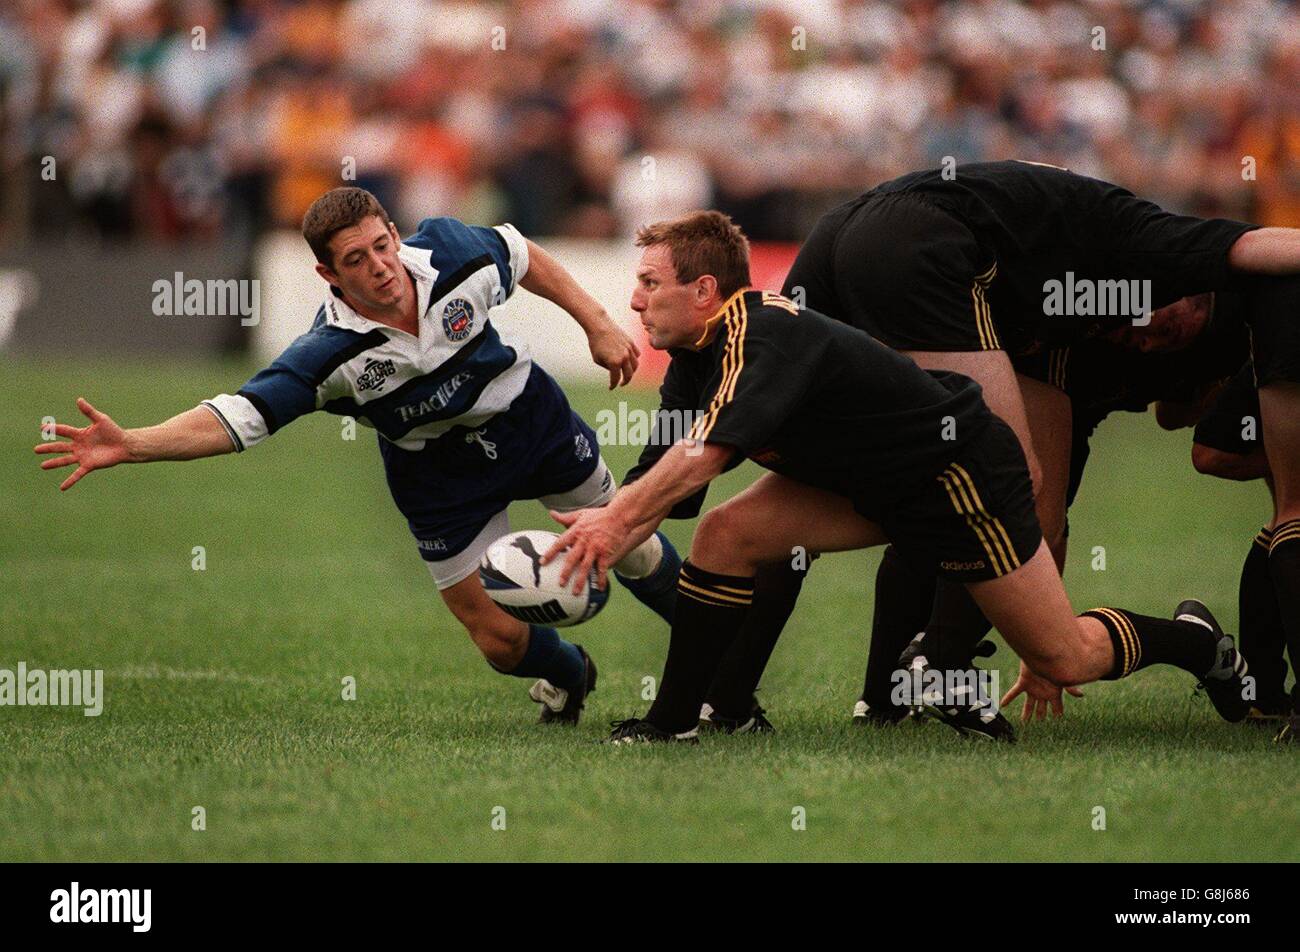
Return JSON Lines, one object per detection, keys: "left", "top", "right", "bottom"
{"left": 678, "top": 578, "right": 752, "bottom": 606}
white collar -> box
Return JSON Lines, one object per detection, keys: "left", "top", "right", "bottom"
{"left": 321, "top": 242, "right": 438, "bottom": 334}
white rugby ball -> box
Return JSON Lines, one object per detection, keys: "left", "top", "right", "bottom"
{"left": 478, "top": 530, "right": 609, "bottom": 627}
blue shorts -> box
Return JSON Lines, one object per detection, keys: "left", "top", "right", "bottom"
{"left": 378, "top": 364, "right": 612, "bottom": 588}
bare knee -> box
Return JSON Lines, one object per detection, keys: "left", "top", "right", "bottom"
{"left": 692, "top": 503, "right": 759, "bottom": 571}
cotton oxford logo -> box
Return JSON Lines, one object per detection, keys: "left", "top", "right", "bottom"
{"left": 442, "top": 298, "right": 475, "bottom": 341}
{"left": 355, "top": 357, "right": 397, "bottom": 393}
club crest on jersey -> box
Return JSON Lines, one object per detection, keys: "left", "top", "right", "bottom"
{"left": 442, "top": 298, "right": 475, "bottom": 342}
{"left": 355, "top": 357, "right": 397, "bottom": 392}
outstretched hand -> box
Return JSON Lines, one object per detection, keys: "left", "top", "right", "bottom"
{"left": 33, "top": 398, "right": 130, "bottom": 491}
{"left": 1000, "top": 659, "right": 1084, "bottom": 723}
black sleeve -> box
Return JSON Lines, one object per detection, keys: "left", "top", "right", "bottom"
{"left": 689, "top": 312, "right": 814, "bottom": 454}
{"left": 623, "top": 353, "right": 713, "bottom": 520}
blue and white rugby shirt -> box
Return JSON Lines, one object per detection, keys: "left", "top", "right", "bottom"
{"left": 202, "top": 218, "right": 531, "bottom": 452}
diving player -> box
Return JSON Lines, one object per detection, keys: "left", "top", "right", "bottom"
{"left": 34, "top": 187, "right": 681, "bottom": 726}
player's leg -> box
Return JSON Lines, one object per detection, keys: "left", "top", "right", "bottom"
{"left": 1191, "top": 366, "right": 1290, "bottom": 722}
{"left": 853, "top": 547, "right": 936, "bottom": 725}
{"left": 1261, "top": 383, "right": 1300, "bottom": 725}
{"left": 1240, "top": 276, "right": 1300, "bottom": 737}
{"left": 378, "top": 367, "right": 599, "bottom": 724}
{"left": 616, "top": 473, "right": 887, "bottom": 741}
{"left": 430, "top": 512, "right": 595, "bottom": 723}
{"left": 700, "top": 558, "right": 810, "bottom": 732}
{"left": 1018, "top": 373, "right": 1072, "bottom": 549}
{"left": 965, "top": 540, "right": 1250, "bottom": 724}
{"left": 891, "top": 414, "right": 1250, "bottom": 725}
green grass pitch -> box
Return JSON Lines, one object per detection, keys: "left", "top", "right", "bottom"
{"left": 2, "top": 356, "right": 1296, "bottom": 862}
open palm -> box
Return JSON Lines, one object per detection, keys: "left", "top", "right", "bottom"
{"left": 34, "top": 398, "right": 131, "bottom": 491}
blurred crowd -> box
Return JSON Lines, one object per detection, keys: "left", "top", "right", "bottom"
{"left": 1, "top": 0, "right": 1296, "bottom": 246}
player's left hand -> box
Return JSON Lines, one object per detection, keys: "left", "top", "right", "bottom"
{"left": 543, "top": 508, "right": 636, "bottom": 595}
{"left": 587, "top": 320, "right": 640, "bottom": 389}
{"left": 1000, "top": 660, "right": 1084, "bottom": 723}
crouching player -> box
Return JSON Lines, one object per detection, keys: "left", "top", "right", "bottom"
{"left": 545, "top": 211, "right": 1251, "bottom": 743}
{"left": 34, "top": 187, "right": 680, "bottom": 726}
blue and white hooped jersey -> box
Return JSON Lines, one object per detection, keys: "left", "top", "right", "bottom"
{"left": 202, "top": 217, "right": 531, "bottom": 452}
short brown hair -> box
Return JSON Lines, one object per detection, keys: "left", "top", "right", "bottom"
{"left": 635, "top": 211, "right": 751, "bottom": 298}
{"left": 302, "top": 187, "right": 393, "bottom": 266}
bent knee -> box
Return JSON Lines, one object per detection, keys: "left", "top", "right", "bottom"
{"left": 1192, "top": 443, "right": 1231, "bottom": 476}
{"left": 694, "top": 503, "right": 755, "bottom": 559}
{"left": 459, "top": 610, "right": 528, "bottom": 668}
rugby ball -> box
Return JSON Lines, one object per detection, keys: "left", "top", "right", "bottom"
{"left": 478, "top": 530, "right": 609, "bottom": 627}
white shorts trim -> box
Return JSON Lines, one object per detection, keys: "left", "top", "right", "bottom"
{"left": 426, "top": 510, "right": 510, "bottom": 591}
{"left": 541, "top": 457, "right": 616, "bottom": 512}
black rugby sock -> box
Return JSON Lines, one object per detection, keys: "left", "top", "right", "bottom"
{"left": 920, "top": 580, "right": 993, "bottom": 672}
{"left": 1267, "top": 521, "right": 1300, "bottom": 708}
{"left": 862, "top": 547, "right": 935, "bottom": 707}
{"left": 645, "top": 562, "right": 754, "bottom": 734}
{"left": 1083, "top": 608, "right": 1217, "bottom": 680}
{"left": 704, "top": 560, "right": 808, "bottom": 720}
{"left": 1239, "top": 528, "right": 1289, "bottom": 709}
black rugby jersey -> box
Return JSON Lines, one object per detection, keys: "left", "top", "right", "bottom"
{"left": 625, "top": 289, "right": 994, "bottom": 521}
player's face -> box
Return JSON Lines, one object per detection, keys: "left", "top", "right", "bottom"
{"left": 631, "top": 245, "right": 704, "bottom": 350}
{"left": 318, "top": 216, "right": 408, "bottom": 312}
{"left": 1103, "top": 293, "right": 1213, "bottom": 353}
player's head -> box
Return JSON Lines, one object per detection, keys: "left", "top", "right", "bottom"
{"left": 631, "top": 211, "right": 751, "bottom": 350}
{"left": 303, "top": 187, "right": 407, "bottom": 312}
{"left": 1103, "top": 293, "right": 1214, "bottom": 353}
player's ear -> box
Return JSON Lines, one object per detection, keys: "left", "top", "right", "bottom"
{"left": 387, "top": 220, "right": 400, "bottom": 243}
{"left": 696, "top": 274, "right": 718, "bottom": 305}
{"left": 315, "top": 261, "right": 340, "bottom": 290}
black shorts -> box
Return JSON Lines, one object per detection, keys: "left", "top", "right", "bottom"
{"left": 785, "top": 192, "right": 1001, "bottom": 352}
{"left": 872, "top": 417, "right": 1043, "bottom": 582}
{"left": 1242, "top": 275, "right": 1300, "bottom": 386}
{"left": 1193, "top": 363, "right": 1261, "bottom": 456}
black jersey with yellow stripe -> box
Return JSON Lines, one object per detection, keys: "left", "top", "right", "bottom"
{"left": 626, "top": 288, "right": 995, "bottom": 522}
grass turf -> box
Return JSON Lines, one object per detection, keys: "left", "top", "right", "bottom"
{"left": 1, "top": 356, "right": 1296, "bottom": 862}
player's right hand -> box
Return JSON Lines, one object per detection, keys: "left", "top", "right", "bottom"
{"left": 1000, "top": 659, "right": 1084, "bottom": 723}
{"left": 587, "top": 321, "right": 640, "bottom": 389}
{"left": 34, "top": 398, "right": 131, "bottom": 491}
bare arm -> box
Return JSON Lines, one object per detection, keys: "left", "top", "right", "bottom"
{"left": 35, "top": 398, "right": 235, "bottom": 491}
{"left": 543, "top": 440, "right": 735, "bottom": 591}
{"left": 1228, "top": 227, "right": 1300, "bottom": 275}
{"left": 519, "top": 238, "right": 640, "bottom": 388}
